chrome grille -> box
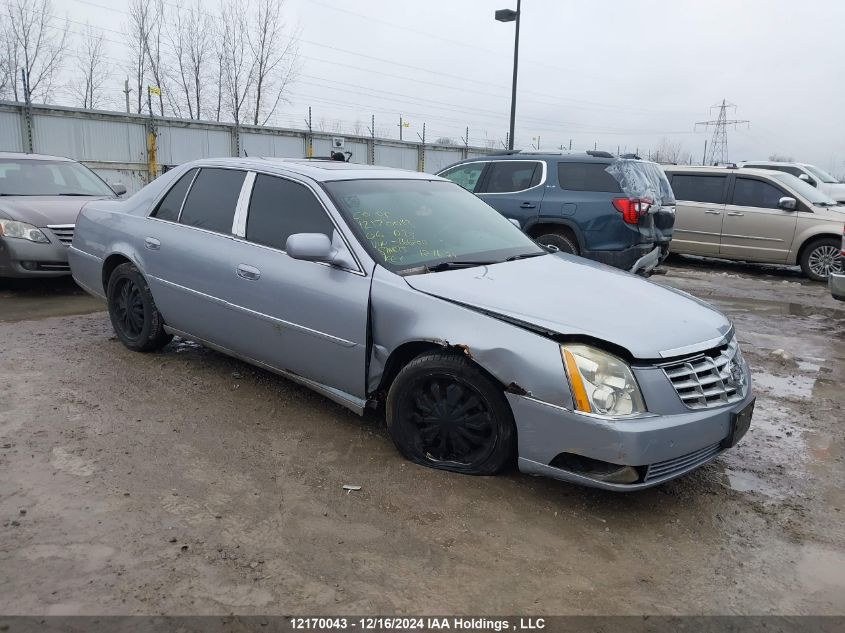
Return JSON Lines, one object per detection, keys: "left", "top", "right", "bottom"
{"left": 47, "top": 224, "right": 75, "bottom": 246}
{"left": 644, "top": 442, "right": 721, "bottom": 482}
{"left": 662, "top": 337, "right": 747, "bottom": 409}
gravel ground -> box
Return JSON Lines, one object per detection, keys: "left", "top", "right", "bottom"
{"left": 0, "top": 256, "right": 843, "bottom": 615}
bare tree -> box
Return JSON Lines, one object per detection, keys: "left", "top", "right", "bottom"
{"left": 2, "top": 0, "right": 68, "bottom": 102}
{"left": 69, "top": 24, "right": 108, "bottom": 109}
{"left": 247, "top": 0, "right": 298, "bottom": 125}
{"left": 434, "top": 136, "right": 455, "bottom": 146}
{"left": 167, "top": 0, "right": 213, "bottom": 120}
{"left": 143, "top": 0, "right": 167, "bottom": 116}
{"left": 351, "top": 118, "right": 363, "bottom": 136}
{"left": 0, "top": 30, "right": 10, "bottom": 99}
{"left": 768, "top": 153, "right": 794, "bottom": 162}
{"left": 653, "top": 137, "right": 689, "bottom": 164}
{"left": 218, "top": 0, "right": 254, "bottom": 124}
{"left": 126, "top": 0, "right": 151, "bottom": 113}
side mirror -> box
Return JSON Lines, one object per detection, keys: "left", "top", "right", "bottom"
{"left": 285, "top": 231, "right": 357, "bottom": 269}
{"left": 110, "top": 182, "right": 127, "bottom": 197}
{"left": 798, "top": 174, "right": 817, "bottom": 187}
{"left": 778, "top": 196, "right": 797, "bottom": 211}
{"left": 286, "top": 233, "right": 333, "bottom": 262}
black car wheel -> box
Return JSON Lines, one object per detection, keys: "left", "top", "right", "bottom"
{"left": 535, "top": 231, "right": 579, "bottom": 255}
{"left": 800, "top": 237, "right": 844, "bottom": 282}
{"left": 386, "top": 351, "right": 516, "bottom": 475}
{"left": 107, "top": 262, "right": 172, "bottom": 352}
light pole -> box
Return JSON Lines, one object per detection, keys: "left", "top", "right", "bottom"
{"left": 495, "top": 0, "right": 521, "bottom": 151}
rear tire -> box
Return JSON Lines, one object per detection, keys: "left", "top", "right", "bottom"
{"left": 107, "top": 262, "right": 172, "bottom": 352}
{"left": 534, "top": 230, "right": 579, "bottom": 255}
{"left": 799, "top": 237, "right": 843, "bottom": 282}
{"left": 386, "top": 351, "right": 516, "bottom": 476}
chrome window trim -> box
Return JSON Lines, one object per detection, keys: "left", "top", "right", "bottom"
{"left": 479, "top": 160, "right": 547, "bottom": 196}
{"left": 232, "top": 171, "right": 256, "bottom": 237}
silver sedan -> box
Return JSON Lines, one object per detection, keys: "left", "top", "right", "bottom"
{"left": 69, "top": 158, "right": 755, "bottom": 490}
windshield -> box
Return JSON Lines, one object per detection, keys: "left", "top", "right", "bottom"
{"left": 802, "top": 164, "right": 839, "bottom": 184}
{"left": 769, "top": 171, "right": 838, "bottom": 205}
{"left": 0, "top": 159, "right": 115, "bottom": 196}
{"left": 324, "top": 179, "right": 545, "bottom": 272}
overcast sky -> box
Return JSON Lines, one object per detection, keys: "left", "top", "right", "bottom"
{"left": 48, "top": 0, "right": 845, "bottom": 174}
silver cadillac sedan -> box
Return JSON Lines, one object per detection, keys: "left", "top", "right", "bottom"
{"left": 69, "top": 158, "right": 754, "bottom": 490}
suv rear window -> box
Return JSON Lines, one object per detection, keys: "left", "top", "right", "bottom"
{"left": 483, "top": 161, "right": 542, "bottom": 193}
{"left": 557, "top": 162, "right": 621, "bottom": 193}
{"left": 670, "top": 174, "right": 727, "bottom": 204}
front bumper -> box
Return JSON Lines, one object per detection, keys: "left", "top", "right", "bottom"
{"left": 0, "top": 232, "right": 71, "bottom": 278}
{"left": 830, "top": 271, "right": 845, "bottom": 302}
{"left": 508, "top": 365, "right": 754, "bottom": 491}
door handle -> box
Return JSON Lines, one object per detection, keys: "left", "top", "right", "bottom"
{"left": 237, "top": 264, "right": 261, "bottom": 281}
{"left": 144, "top": 237, "right": 161, "bottom": 250}
{"left": 520, "top": 202, "right": 536, "bottom": 209}
{"left": 704, "top": 210, "right": 722, "bottom": 215}
{"left": 727, "top": 212, "right": 745, "bottom": 217}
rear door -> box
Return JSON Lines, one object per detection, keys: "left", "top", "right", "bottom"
{"left": 720, "top": 175, "right": 797, "bottom": 262}
{"left": 666, "top": 172, "right": 728, "bottom": 255}
{"left": 475, "top": 160, "right": 545, "bottom": 229}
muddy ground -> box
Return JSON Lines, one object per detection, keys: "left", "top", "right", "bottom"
{"left": 0, "top": 257, "right": 843, "bottom": 616}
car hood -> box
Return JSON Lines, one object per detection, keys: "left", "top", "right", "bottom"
{"left": 0, "top": 196, "right": 108, "bottom": 226}
{"left": 403, "top": 254, "right": 732, "bottom": 360}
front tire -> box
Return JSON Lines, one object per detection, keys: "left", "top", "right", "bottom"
{"left": 107, "top": 262, "right": 172, "bottom": 352}
{"left": 800, "top": 237, "right": 843, "bottom": 282}
{"left": 386, "top": 351, "right": 516, "bottom": 475}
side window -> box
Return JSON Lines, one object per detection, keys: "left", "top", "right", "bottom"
{"left": 440, "top": 163, "right": 485, "bottom": 192}
{"left": 670, "top": 174, "right": 727, "bottom": 204}
{"left": 246, "top": 174, "right": 335, "bottom": 251}
{"left": 731, "top": 177, "right": 785, "bottom": 209}
{"left": 557, "top": 162, "right": 621, "bottom": 193}
{"left": 151, "top": 168, "right": 197, "bottom": 221}
{"left": 483, "top": 161, "right": 540, "bottom": 193}
{"left": 179, "top": 168, "right": 246, "bottom": 233}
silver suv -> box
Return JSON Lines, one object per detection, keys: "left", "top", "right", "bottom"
{"left": 665, "top": 166, "right": 845, "bottom": 281}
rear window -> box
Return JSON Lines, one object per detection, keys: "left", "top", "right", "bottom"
{"left": 557, "top": 162, "right": 621, "bottom": 193}
{"left": 151, "top": 168, "right": 197, "bottom": 221}
{"left": 670, "top": 174, "right": 727, "bottom": 204}
{"left": 179, "top": 168, "right": 246, "bottom": 234}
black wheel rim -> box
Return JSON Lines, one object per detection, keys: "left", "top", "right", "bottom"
{"left": 113, "top": 278, "right": 145, "bottom": 339}
{"left": 399, "top": 375, "right": 497, "bottom": 467}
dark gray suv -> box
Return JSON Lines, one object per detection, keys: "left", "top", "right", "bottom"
{"left": 438, "top": 151, "right": 676, "bottom": 274}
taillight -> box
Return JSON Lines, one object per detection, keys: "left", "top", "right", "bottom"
{"left": 612, "top": 197, "right": 652, "bottom": 225}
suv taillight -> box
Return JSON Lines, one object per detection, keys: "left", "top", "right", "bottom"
{"left": 612, "top": 197, "right": 652, "bottom": 225}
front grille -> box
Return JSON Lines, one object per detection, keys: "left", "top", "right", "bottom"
{"left": 662, "top": 337, "right": 747, "bottom": 409}
{"left": 47, "top": 224, "right": 75, "bottom": 246}
{"left": 644, "top": 442, "right": 721, "bottom": 482}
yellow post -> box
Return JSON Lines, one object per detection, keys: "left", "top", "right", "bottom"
{"left": 147, "top": 129, "right": 158, "bottom": 182}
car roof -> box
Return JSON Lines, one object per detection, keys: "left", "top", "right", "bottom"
{"left": 185, "top": 157, "right": 442, "bottom": 182}
{"left": 739, "top": 160, "right": 801, "bottom": 167}
{"left": 0, "top": 152, "right": 75, "bottom": 162}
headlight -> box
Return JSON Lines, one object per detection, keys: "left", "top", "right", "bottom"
{"left": 561, "top": 344, "right": 646, "bottom": 417}
{"left": 0, "top": 219, "right": 50, "bottom": 243}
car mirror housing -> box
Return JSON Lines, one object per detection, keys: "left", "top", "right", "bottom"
{"left": 778, "top": 196, "right": 797, "bottom": 211}
{"left": 798, "top": 174, "right": 816, "bottom": 187}
{"left": 286, "top": 233, "right": 333, "bottom": 262}
{"left": 110, "top": 182, "right": 127, "bottom": 197}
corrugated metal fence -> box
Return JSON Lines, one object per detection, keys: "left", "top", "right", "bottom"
{"left": 0, "top": 102, "right": 491, "bottom": 194}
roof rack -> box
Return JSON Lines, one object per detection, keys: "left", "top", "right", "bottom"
{"left": 489, "top": 149, "right": 523, "bottom": 155}
{"left": 586, "top": 150, "right": 615, "bottom": 158}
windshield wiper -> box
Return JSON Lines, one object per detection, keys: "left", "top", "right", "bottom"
{"left": 504, "top": 251, "right": 546, "bottom": 262}
{"left": 425, "top": 260, "right": 498, "bottom": 272}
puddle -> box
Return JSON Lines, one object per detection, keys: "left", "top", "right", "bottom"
{"left": 723, "top": 468, "right": 786, "bottom": 499}
{"left": 753, "top": 371, "right": 816, "bottom": 400}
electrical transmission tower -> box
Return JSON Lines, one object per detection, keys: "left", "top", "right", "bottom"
{"left": 695, "top": 99, "right": 749, "bottom": 165}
